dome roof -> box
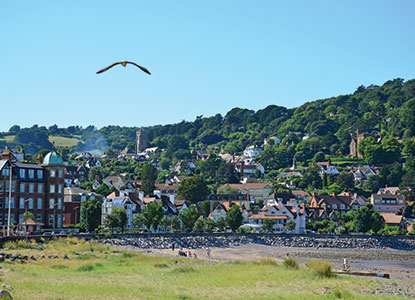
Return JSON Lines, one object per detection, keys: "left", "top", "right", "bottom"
{"left": 42, "top": 151, "right": 64, "bottom": 166}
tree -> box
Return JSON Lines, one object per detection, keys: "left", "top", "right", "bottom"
{"left": 336, "top": 172, "right": 355, "bottom": 191}
{"left": 9, "top": 124, "right": 21, "bottom": 134}
{"left": 132, "top": 214, "right": 146, "bottom": 230}
{"left": 180, "top": 206, "right": 201, "bottom": 231}
{"left": 104, "top": 213, "right": 118, "bottom": 233}
{"left": 299, "top": 166, "right": 322, "bottom": 190}
{"left": 217, "top": 186, "right": 240, "bottom": 195}
{"left": 23, "top": 211, "right": 34, "bottom": 221}
{"left": 363, "top": 174, "right": 380, "bottom": 193}
{"left": 285, "top": 220, "right": 296, "bottom": 232}
{"left": 400, "top": 156, "right": 415, "bottom": 201}
{"left": 193, "top": 217, "right": 205, "bottom": 232}
{"left": 313, "top": 151, "right": 325, "bottom": 163}
{"left": 226, "top": 205, "right": 243, "bottom": 232}
{"left": 80, "top": 197, "right": 102, "bottom": 232}
{"left": 262, "top": 219, "right": 274, "bottom": 232}
{"left": 141, "top": 201, "right": 164, "bottom": 231}
{"left": 216, "top": 217, "right": 226, "bottom": 231}
{"left": 140, "top": 164, "right": 157, "bottom": 195}
{"left": 177, "top": 174, "right": 209, "bottom": 203}
{"left": 109, "top": 208, "right": 128, "bottom": 233}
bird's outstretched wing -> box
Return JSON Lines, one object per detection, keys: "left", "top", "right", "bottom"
{"left": 126, "top": 61, "right": 151, "bottom": 75}
{"left": 96, "top": 62, "right": 122, "bottom": 74}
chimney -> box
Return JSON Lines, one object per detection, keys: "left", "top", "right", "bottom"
{"left": 1, "top": 148, "right": 12, "bottom": 161}
{"left": 169, "top": 194, "right": 175, "bottom": 205}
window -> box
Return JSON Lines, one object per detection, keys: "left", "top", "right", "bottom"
{"left": 340, "top": 204, "right": 345, "bottom": 209}
{"left": 20, "top": 183, "right": 25, "bottom": 192}
{"left": 37, "top": 214, "right": 42, "bottom": 222}
{"left": 0, "top": 184, "right": 3, "bottom": 192}
{"left": 58, "top": 169, "right": 63, "bottom": 178}
{"left": 50, "top": 169, "right": 56, "bottom": 177}
{"left": 58, "top": 184, "right": 63, "bottom": 194}
{"left": 5, "top": 197, "right": 15, "bottom": 209}
{"left": 29, "top": 184, "right": 34, "bottom": 193}
{"left": 2, "top": 168, "right": 10, "bottom": 176}
{"left": 37, "top": 170, "right": 43, "bottom": 178}
{"left": 28, "top": 198, "right": 33, "bottom": 209}
{"left": 49, "top": 198, "right": 55, "bottom": 209}
{"left": 37, "top": 198, "right": 42, "bottom": 209}
{"left": 19, "top": 214, "right": 23, "bottom": 223}
{"left": 12, "top": 183, "right": 15, "bottom": 192}
{"left": 20, "top": 169, "right": 25, "bottom": 178}
{"left": 57, "top": 214, "right": 62, "bottom": 228}
{"left": 50, "top": 185, "right": 55, "bottom": 193}
{"left": 20, "top": 197, "right": 25, "bottom": 209}
{"left": 332, "top": 204, "right": 337, "bottom": 209}
{"left": 0, "top": 197, "right": 3, "bottom": 208}
{"left": 28, "top": 169, "right": 34, "bottom": 179}
{"left": 58, "top": 198, "right": 62, "bottom": 210}
{"left": 38, "top": 184, "right": 43, "bottom": 193}
{"left": 0, "top": 216, "right": 3, "bottom": 224}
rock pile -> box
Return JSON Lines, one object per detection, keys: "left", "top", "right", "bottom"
{"left": 100, "top": 234, "right": 415, "bottom": 250}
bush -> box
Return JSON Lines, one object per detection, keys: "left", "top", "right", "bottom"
{"left": 307, "top": 260, "right": 335, "bottom": 278}
{"left": 255, "top": 258, "right": 278, "bottom": 266}
{"left": 283, "top": 257, "right": 299, "bottom": 269}
{"left": 76, "top": 264, "right": 94, "bottom": 272}
{"left": 121, "top": 251, "right": 136, "bottom": 258}
{"left": 3, "top": 240, "right": 39, "bottom": 250}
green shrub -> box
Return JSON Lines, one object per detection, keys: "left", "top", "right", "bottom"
{"left": 154, "top": 263, "right": 169, "bottom": 268}
{"left": 283, "top": 257, "right": 299, "bottom": 269}
{"left": 307, "top": 260, "right": 335, "bottom": 278}
{"left": 3, "top": 240, "right": 39, "bottom": 250}
{"left": 76, "top": 264, "right": 94, "bottom": 272}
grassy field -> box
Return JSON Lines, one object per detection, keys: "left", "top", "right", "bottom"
{"left": 0, "top": 135, "right": 15, "bottom": 142}
{"left": 49, "top": 136, "right": 81, "bottom": 148}
{"left": 0, "top": 238, "right": 409, "bottom": 300}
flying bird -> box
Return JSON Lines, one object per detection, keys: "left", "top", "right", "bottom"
{"left": 96, "top": 61, "right": 151, "bottom": 75}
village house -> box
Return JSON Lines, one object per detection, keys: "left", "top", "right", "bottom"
{"left": 243, "top": 145, "right": 263, "bottom": 158}
{"left": 370, "top": 193, "right": 406, "bottom": 213}
{"left": 63, "top": 187, "right": 103, "bottom": 226}
{"left": 248, "top": 200, "right": 305, "bottom": 234}
{"left": 380, "top": 212, "right": 406, "bottom": 230}
{"left": 316, "top": 161, "right": 339, "bottom": 177}
{"left": 218, "top": 183, "right": 273, "bottom": 202}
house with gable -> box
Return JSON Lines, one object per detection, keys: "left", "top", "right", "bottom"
{"left": 218, "top": 183, "right": 273, "bottom": 202}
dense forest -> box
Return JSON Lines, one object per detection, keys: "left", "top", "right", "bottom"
{"left": 1, "top": 78, "right": 415, "bottom": 170}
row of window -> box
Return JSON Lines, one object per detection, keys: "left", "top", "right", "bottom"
{"left": 0, "top": 183, "right": 63, "bottom": 194}
{"left": 0, "top": 197, "right": 63, "bottom": 210}
{"left": 374, "top": 199, "right": 404, "bottom": 204}
{"left": 2, "top": 168, "right": 63, "bottom": 179}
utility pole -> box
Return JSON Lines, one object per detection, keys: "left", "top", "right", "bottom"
{"left": 7, "top": 165, "right": 12, "bottom": 236}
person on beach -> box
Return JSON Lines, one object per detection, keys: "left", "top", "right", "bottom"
{"left": 172, "top": 243, "right": 175, "bottom": 251}
{"left": 188, "top": 251, "right": 192, "bottom": 258}
{"left": 206, "top": 247, "right": 211, "bottom": 259}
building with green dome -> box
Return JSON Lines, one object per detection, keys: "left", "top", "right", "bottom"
{"left": 0, "top": 150, "right": 65, "bottom": 233}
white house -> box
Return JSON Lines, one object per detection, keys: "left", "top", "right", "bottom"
{"left": 243, "top": 145, "right": 263, "bottom": 158}
{"left": 249, "top": 198, "right": 306, "bottom": 233}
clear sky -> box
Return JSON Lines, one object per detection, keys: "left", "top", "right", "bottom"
{"left": 1, "top": 1, "right": 414, "bottom": 131}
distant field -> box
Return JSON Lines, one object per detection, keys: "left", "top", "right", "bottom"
{"left": 49, "top": 136, "right": 80, "bottom": 147}
{"left": 0, "top": 238, "right": 408, "bottom": 300}
{"left": 0, "top": 135, "right": 15, "bottom": 142}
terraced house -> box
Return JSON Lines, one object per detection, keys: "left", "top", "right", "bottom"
{"left": 0, "top": 149, "right": 65, "bottom": 233}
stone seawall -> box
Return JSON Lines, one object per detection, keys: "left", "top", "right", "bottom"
{"left": 100, "top": 234, "right": 415, "bottom": 250}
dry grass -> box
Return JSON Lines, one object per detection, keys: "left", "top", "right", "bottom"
{"left": 0, "top": 237, "right": 403, "bottom": 299}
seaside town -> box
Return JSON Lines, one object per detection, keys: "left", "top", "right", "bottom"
{"left": 1, "top": 125, "right": 414, "bottom": 237}
{"left": 1, "top": 2, "right": 415, "bottom": 299}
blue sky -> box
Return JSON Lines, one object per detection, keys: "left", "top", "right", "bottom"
{"left": 1, "top": 1, "right": 414, "bottom": 131}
